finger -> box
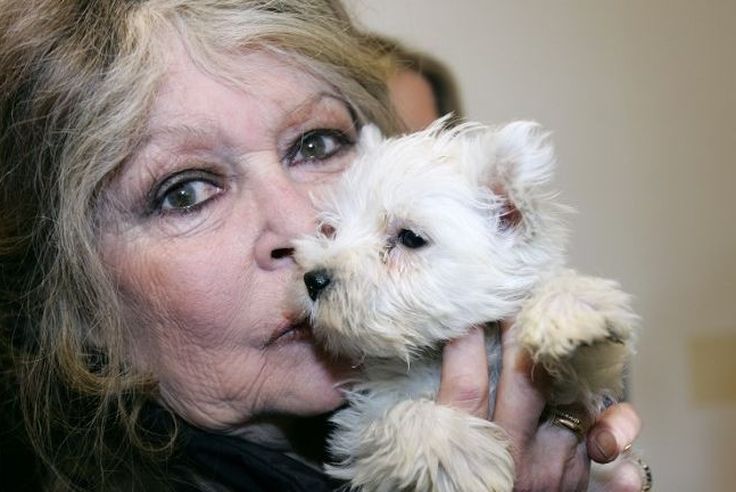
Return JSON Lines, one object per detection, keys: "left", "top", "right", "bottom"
{"left": 608, "top": 462, "right": 644, "bottom": 492}
{"left": 587, "top": 402, "right": 641, "bottom": 463}
{"left": 492, "top": 320, "right": 546, "bottom": 445}
{"left": 516, "top": 423, "right": 589, "bottom": 492}
{"left": 561, "top": 439, "right": 590, "bottom": 492}
{"left": 588, "top": 459, "right": 644, "bottom": 492}
{"left": 540, "top": 404, "right": 594, "bottom": 488}
{"left": 607, "top": 460, "right": 646, "bottom": 492}
{"left": 437, "top": 325, "right": 489, "bottom": 418}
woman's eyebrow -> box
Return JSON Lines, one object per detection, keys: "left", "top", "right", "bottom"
{"left": 283, "top": 92, "right": 356, "bottom": 126}
{"left": 124, "top": 123, "right": 222, "bottom": 169}
{"left": 140, "top": 123, "right": 219, "bottom": 151}
{"left": 130, "top": 92, "right": 354, "bottom": 162}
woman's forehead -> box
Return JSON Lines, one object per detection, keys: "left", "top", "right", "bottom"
{"left": 110, "top": 44, "right": 356, "bottom": 192}
{"left": 147, "top": 40, "right": 341, "bottom": 131}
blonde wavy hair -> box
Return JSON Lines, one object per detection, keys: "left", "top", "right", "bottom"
{"left": 0, "top": 0, "right": 395, "bottom": 488}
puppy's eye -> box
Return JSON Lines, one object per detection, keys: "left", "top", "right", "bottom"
{"left": 397, "top": 229, "right": 428, "bottom": 249}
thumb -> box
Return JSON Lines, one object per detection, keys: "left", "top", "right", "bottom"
{"left": 492, "top": 320, "right": 547, "bottom": 445}
{"left": 437, "top": 326, "right": 489, "bottom": 418}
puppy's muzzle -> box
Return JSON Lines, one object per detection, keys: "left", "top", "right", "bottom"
{"left": 304, "top": 268, "right": 332, "bottom": 301}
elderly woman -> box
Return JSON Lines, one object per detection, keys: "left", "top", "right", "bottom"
{"left": 0, "top": 0, "right": 643, "bottom": 490}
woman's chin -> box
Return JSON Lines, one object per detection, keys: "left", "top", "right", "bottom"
{"left": 292, "top": 355, "right": 355, "bottom": 414}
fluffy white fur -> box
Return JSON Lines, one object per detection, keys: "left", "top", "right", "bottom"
{"left": 293, "top": 118, "right": 638, "bottom": 491}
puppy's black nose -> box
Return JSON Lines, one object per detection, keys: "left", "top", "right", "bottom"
{"left": 304, "top": 269, "right": 331, "bottom": 301}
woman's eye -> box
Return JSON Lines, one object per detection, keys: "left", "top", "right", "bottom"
{"left": 153, "top": 173, "right": 223, "bottom": 214}
{"left": 287, "top": 129, "right": 352, "bottom": 166}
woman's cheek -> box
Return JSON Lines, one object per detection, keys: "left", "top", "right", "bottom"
{"left": 107, "top": 235, "right": 251, "bottom": 342}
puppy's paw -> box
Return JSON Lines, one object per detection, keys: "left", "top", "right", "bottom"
{"left": 517, "top": 269, "right": 637, "bottom": 363}
{"left": 332, "top": 399, "right": 514, "bottom": 492}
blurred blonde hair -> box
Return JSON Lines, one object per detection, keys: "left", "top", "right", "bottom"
{"left": 360, "top": 32, "right": 465, "bottom": 127}
{"left": 0, "top": 0, "right": 394, "bottom": 488}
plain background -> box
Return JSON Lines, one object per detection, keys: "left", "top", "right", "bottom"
{"left": 344, "top": 0, "right": 736, "bottom": 490}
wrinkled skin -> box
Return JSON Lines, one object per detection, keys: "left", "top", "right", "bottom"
{"left": 100, "top": 40, "right": 356, "bottom": 431}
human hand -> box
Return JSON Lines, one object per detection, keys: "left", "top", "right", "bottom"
{"left": 438, "top": 323, "right": 644, "bottom": 491}
{"left": 586, "top": 403, "right": 648, "bottom": 492}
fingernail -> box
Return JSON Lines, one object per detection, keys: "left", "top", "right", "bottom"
{"left": 594, "top": 430, "right": 617, "bottom": 462}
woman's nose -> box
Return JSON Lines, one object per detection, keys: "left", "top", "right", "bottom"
{"left": 252, "top": 174, "right": 317, "bottom": 271}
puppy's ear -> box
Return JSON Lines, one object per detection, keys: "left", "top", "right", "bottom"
{"left": 491, "top": 121, "right": 555, "bottom": 191}
{"left": 463, "top": 121, "right": 558, "bottom": 238}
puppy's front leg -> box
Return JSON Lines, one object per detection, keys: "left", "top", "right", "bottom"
{"left": 343, "top": 398, "right": 513, "bottom": 492}
{"left": 515, "top": 269, "right": 637, "bottom": 406}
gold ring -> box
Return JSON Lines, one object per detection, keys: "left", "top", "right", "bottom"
{"left": 548, "top": 409, "right": 584, "bottom": 436}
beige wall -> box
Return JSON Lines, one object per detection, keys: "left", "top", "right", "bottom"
{"left": 344, "top": 0, "right": 736, "bottom": 489}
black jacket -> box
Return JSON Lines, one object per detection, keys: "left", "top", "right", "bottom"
{"left": 177, "top": 423, "right": 344, "bottom": 492}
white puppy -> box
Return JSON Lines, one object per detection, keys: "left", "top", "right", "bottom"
{"left": 294, "top": 119, "right": 638, "bottom": 492}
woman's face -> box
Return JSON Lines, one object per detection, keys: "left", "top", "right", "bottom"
{"left": 100, "top": 40, "right": 357, "bottom": 431}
